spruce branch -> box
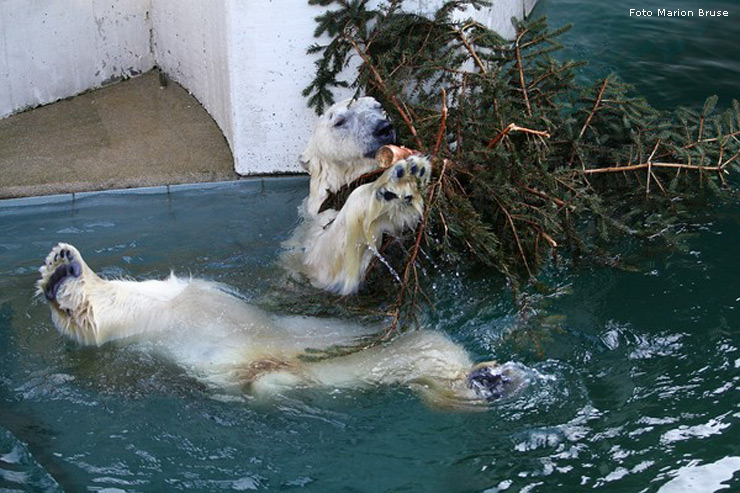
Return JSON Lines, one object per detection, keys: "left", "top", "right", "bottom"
{"left": 343, "top": 34, "right": 424, "bottom": 148}
{"left": 303, "top": 1, "right": 739, "bottom": 335}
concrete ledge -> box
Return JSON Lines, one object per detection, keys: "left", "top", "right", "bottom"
{"left": 0, "top": 71, "right": 236, "bottom": 199}
{"left": 0, "top": 176, "right": 308, "bottom": 209}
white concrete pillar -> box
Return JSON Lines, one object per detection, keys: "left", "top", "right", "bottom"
{"left": 228, "top": 1, "right": 338, "bottom": 174}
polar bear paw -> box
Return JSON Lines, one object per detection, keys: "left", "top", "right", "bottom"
{"left": 38, "top": 243, "right": 84, "bottom": 302}
{"left": 369, "top": 155, "right": 431, "bottom": 232}
{"left": 37, "top": 243, "right": 100, "bottom": 343}
{"left": 374, "top": 154, "right": 431, "bottom": 205}
{"left": 467, "top": 361, "right": 527, "bottom": 402}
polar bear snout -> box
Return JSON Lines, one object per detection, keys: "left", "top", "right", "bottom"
{"left": 373, "top": 120, "right": 396, "bottom": 145}
{"left": 45, "top": 261, "right": 82, "bottom": 301}
{"left": 362, "top": 117, "right": 396, "bottom": 158}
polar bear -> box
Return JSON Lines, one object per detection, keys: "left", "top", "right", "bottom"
{"left": 284, "top": 153, "right": 429, "bottom": 295}
{"left": 300, "top": 96, "right": 398, "bottom": 216}
{"left": 34, "top": 97, "right": 527, "bottom": 408}
{"left": 38, "top": 243, "right": 525, "bottom": 408}
{"left": 283, "top": 97, "right": 428, "bottom": 294}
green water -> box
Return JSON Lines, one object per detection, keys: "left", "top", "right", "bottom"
{"left": 534, "top": 0, "right": 740, "bottom": 109}
{"left": 2, "top": 2, "right": 740, "bottom": 491}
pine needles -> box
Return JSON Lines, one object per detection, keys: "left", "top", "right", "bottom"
{"left": 303, "top": 0, "right": 740, "bottom": 332}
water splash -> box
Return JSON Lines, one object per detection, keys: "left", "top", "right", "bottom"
{"left": 369, "top": 247, "right": 402, "bottom": 284}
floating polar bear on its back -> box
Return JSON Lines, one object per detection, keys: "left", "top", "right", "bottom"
{"left": 35, "top": 97, "right": 528, "bottom": 409}
{"left": 38, "top": 243, "right": 524, "bottom": 408}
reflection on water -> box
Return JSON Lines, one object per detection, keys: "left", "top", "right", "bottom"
{"left": 658, "top": 456, "right": 740, "bottom": 492}
{"left": 0, "top": 428, "right": 61, "bottom": 492}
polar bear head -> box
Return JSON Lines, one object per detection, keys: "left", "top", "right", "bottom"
{"left": 301, "top": 97, "right": 396, "bottom": 215}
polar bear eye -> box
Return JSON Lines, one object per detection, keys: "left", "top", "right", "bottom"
{"left": 333, "top": 117, "right": 347, "bottom": 128}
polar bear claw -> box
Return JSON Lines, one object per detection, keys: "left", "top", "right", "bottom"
{"left": 374, "top": 155, "right": 431, "bottom": 204}
{"left": 467, "top": 361, "right": 527, "bottom": 402}
{"left": 39, "top": 244, "right": 83, "bottom": 301}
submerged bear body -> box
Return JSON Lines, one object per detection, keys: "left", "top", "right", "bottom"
{"left": 38, "top": 244, "right": 524, "bottom": 407}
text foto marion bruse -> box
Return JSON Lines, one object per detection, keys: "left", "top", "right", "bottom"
{"left": 629, "top": 9, "right": 729, "bottom": 17}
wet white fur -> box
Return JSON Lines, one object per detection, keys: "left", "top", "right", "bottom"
{"left": 36, "top": 98, "right": 502, "bottom": 407}
{"left": 300, "top": 97, "right": 389, "bottom": 216}
{"left": 38, "top": 244, "right": 482, "bottom": 407}
{"left": 287, "top": 97, "right": 426, "bottom": 294}
{"left": 284, "top": 155, "right": 428, "bottom": 295}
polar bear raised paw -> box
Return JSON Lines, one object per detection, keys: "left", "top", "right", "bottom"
{"left": 374, "top": 154, "right": 431, "bottom": 207}
{"left": 37, "top": 243, "right": 104, "bottom": 345}
{"left": 38, "top": 243, "right": 84, "bottom": 302}
{"left": 368, "top": 154, "right": 431, "bottom": 232}
{"left": 291, "top": 154, "right": 432, "bottom": 295}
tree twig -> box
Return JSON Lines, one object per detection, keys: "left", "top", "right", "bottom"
{"left": 519, "top": 183, "right": 568, "bottom": 208}
{"left": 433, "top": 87, "right": 448, "bottom": 155}
{"left": 487, "top": 123, "right": 551, "bottom": 148}
{"left": 683, "top": 130, "right": 740, "bottom": 150}
{"left": 579, "top": 78, "right": 609, "bottom": 140}
{"left": 583, "top": 162, "right": 722, "bottom": 174}
{"left": 645, "top": 139, "right": 661, "bottom": 195}
{"left": 514, "top": 29, "right": 532, "bottom": 116}
{"left": 493, "top": 196, "right": 532, "bottom": 278}
{"left": 456, "top": 26, "right": 487, "bottom": 74}
{"left": 344, "top": 34, "right": 424, "bottom": 149}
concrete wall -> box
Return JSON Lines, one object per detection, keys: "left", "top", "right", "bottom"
{"left": 0, "top": 0, "right": 154, "bottom": 119}
{"left": 151, "top": 0, "right": 233, "bottom": 149}
{"left": 478, "top": 0, "right": 540, "bottom": 40}
{"left": 0, "top": 0, "right": 536, "bottom": 174}
{"left": 226, "top": 0, "right": 539, "bottom": 174}
{"left": 229, "top": 1, "right": 334, "bottom": 174}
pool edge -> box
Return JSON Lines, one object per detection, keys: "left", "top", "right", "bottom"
{"left": 0, "top": 176, "right": 309, "bottom": 208}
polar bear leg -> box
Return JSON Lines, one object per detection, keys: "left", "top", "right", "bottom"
{"left": 38, "top": 243, "right": 194, "bottom": 345}
{"left": 257, "top": 329, "right": 527, "bottom": 408}
{"left": 299, "top": 155, "right": 432, "bottom": 295}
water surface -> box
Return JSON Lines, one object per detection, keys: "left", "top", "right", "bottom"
{"left": 2, "top": 1, "right": 740, "bottom": 490}
{"left": 533, "top": 0, "right": 740, "bottom": 109}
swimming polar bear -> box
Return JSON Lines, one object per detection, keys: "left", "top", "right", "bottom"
{"left": 282, "top": 96, "right": 427, "bottom": 295}
{"left": 37, "top": 243, "right": 525, "bottom": 408}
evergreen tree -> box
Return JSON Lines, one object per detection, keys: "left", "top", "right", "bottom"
{"left": 303, "top": 0, "right": 740, "bottom": 334}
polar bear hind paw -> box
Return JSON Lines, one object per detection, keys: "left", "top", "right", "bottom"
{"left": 467, "top": 361, "right": 527, "bottom": 402}
{"left": 38, "top": 243, "right": 84, "bottom": 301}
{"left": 374, "top": 154, "right": 431, "bottom": 205}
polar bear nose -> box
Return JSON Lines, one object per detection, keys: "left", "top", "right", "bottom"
{"left": 373, "top": 120, "right": 396, "bottom": 144}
